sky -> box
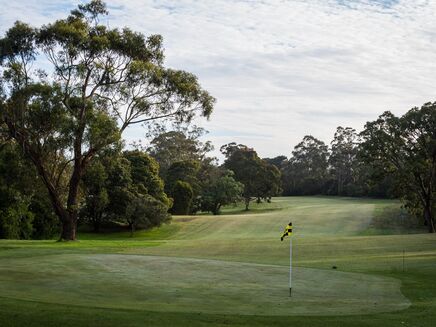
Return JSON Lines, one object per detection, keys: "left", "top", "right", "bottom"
{"left": 1, "top": 0, "right": 436, "bottom": 160}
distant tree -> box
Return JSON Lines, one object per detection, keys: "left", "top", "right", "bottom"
{"left": 171, "top": 181, "right": 194, "bottom": 215}
{"left": 164, "top": 160, "right": 201, "bottom": 213}
{"left": 263, "top": 155, "right": 287, "bottom": 170}
{"left": 165, "top": 160, "right": 200, "bottom": 194}
{"left": 282, "top": 136, "right": 328, "bottom": 195}
{"left": 124, "top": 150, "right": 170, "bottom": 205}
{"left": 256, "top": 163, "right": 282, "bottom": 202}
{"left": 147, "top": 126, "right": 213, "bottom": 177}
{"left": 329, "top": 127, "right": 359, "bottom": 195}
{"left": 360, "top": 103, "right": 436, "bottom": 232}
{"left": 0, "top": 1, "right": 214, "bottom": 240}
{"left": 200, "top": 169, "right": 243, "bottom": 215}
{"left": 221, "top": 143, "right": 281, "bottom": 210}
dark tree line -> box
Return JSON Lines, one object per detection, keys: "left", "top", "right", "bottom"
{"left": 275, "top": 129, "right": 394, "bottom": 198}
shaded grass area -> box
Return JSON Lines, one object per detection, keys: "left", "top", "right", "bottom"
{"left": 0, "top": 196, "right": 435, "bottom": 326}
{"left": 361, "top": 204, "right": 424, "bottom": 235}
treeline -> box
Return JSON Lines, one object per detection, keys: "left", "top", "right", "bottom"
{"left": 1, "top": 102, "right": 435, "bottom": 238}
{"left": 267, "top": 128, "right": 393, "bottom": 198}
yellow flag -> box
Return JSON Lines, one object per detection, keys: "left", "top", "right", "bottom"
{"left": 280, "top": 222, "right": 292, "bottom": 241}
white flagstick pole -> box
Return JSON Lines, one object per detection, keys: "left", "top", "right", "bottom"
{"left": 289, "top": 235, "right": 292, "bottom": 297}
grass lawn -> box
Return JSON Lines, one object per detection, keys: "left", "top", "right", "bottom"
{"left": 0, "top": 196, "right": 435, "bottom": 326}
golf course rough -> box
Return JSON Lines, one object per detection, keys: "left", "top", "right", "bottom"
{"left": 0, "top": 197, "right": 417, "bottom": 318}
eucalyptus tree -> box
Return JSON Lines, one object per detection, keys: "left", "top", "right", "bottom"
{"left": 0, "top": 1, "right": 214, "bottom": 240}
{"left": 329, "top": 127, "right": 359, "bottom": 195}
{"left": 360, "top": 103, "right": 436, "bottom": 232}
{"left": 147, "top": 126, "right": 213, "bottom": 177}
{"left": 221, "top": 143, "right": 281, "bottom": 210}
{"left": 200, "top": 169, "right": 243, "bottom": 215}
{"left": 283, "top": 136, "right": 329, "bottom": 195}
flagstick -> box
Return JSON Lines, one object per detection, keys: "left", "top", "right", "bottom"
{"left": 289, "top": 235, "right": 292, "bottom": 297}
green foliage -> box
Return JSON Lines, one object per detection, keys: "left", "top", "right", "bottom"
{"left": 0, "top": 199, "right": 34, "bottom": 239}
{"left": 200, "top": 170, "right": 243, "bottom": 215}
{"left": 29, "top": 194, "right": 59, "bottom": 239}
{"left": 125, "top": 193, "right": 171, "bottom": 235}
{"left": 328, "top": 127, "right": 359, "bottom": 195}
{"left": 165, "top": 160, "right": 202, "bottom": 213}
{"left": 263, "top": 155, "right": 287, "bottom": 171}
{"left": 360, "top": 103, "right": 436, "bottom": 232}
{"left": 81, "top": 159, "right": 110, "bottom": 232}
{"left": 0, "top": 0, "right": 214, "bottom": 240}
{"left": 147, "top": 126, "right": 213, "bottom": 177}
{"left": 123, "top": 150, "right": 170, "bottom": 205}
{"left": 0, "top": 142, "right": 57, "bottom": 239}
{"left": 222, "top": 143, "right": 281, "bottom": 210}
{"left": 80, "top": 150, "right": 171, "bottom": 234}
{"left": 282, "top": 135, "right": 329, "bottom": 195}
{"left": 166, "top": 160, "right": 200, "bottom": 193}
{"left": 171, "top": 181, "right": 194, "bottom": 215}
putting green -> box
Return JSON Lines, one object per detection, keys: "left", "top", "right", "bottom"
{"left": 0, "top": 253, "right": 409, "bottom": 316}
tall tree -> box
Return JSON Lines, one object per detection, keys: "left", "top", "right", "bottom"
{"left": 221, "top": 143, "right": 281, "bottom": 210}
{"left": 0, "top": 1, "right": 214, "bottom": 240}
{"left": 263, "top": 155, "right": 287, "bottom": 171}
{"left": 329, "top": 127, "right": 359, "bottom": 195}
{"left": 147, "top": 126, "right": 213, "bottom": 177}
{"left": 200, "top": 169, "right": 243, "bottom": 215}
{"left": 282, "top": 135, "right": 329, "bottom": 195}
{"left": 360, "top": 103, "right": 436, "bottom": 232}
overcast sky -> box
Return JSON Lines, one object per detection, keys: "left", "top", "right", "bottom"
{"left": 1, "top": 0, "right": 436, "bottom": 159}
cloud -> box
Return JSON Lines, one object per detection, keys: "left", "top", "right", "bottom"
{"left": 1, "top": 0, "right": 436, "bottom": 160}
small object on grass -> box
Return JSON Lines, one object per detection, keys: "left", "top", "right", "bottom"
{"left": 332, "top": 266, "right": 337, "bottom": 269}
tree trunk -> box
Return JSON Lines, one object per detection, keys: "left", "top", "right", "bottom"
{"left": 424, "top": 205, "right": 435, "bottom": 233}
{"left": 130, "top": 223, "right": 135, "bottom": 237}
{"left": 61, "top": 157, "right": 84, "bottom": 241}
{"left": 212, "top": 203, "right": 221, "bottom": 215}
{"left": 93, "top": 218, "right": 100, "bottom": 233}
{"left": 245, "top": 197, "right": 250, "bottom": 211}
{"left": 60, "top": 211, "right": 77, "bottom": 241}
{"left": 26, "top": 151, "right": 75, "bottom": 241}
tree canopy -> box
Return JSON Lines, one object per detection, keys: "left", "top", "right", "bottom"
{"left": 221, "top": 143, "right": 281, "bottom": 210}
{"left": 360, "top": 103, "right": 436, "bottom": 232}
{"left": 0, "top": 0, "right": 214, "bottom": 240}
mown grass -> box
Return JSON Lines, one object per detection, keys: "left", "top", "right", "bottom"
{"left": 0, "top": 196, "right": 435, "bottom": 326}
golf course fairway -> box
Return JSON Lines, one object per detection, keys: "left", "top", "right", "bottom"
{"left": 0, "top": 196, "right": 435, "bottom": 326}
